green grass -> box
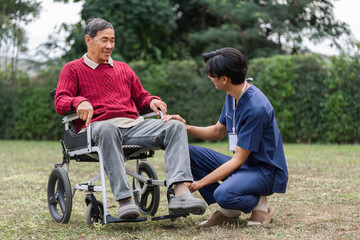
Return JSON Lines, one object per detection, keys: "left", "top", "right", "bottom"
{"left": 0, "top": 141, "right": 359, "bottom": 239}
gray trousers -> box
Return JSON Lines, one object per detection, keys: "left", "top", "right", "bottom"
{"left": 90, "top": 119, "right": 193, "bottom": 201}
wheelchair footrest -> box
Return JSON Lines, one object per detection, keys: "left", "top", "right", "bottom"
{"left": 106, "top": 215, "right": 147, "bottom": 223}
{"left": 151, "top": 213, "right": 189, "bottom": 221}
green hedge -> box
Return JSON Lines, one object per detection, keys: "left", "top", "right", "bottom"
{"left": 13, "top": 85, "right": 63, "bottom": 140}
{"left": 248, "top": 54, "right": 360, "bottom": 143}
{"left": 1, "top": 54, "right": 359, "bottom": 143}
{"left": 0, "top": 67, "right": 63, "bottom": 140}
{"left": 321, "top": 54, "right": 360, "bottom": 143}
{"left": 0, "top": 82, "right": 16, "bottom": 139}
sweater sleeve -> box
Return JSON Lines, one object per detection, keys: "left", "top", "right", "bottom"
{"left": 55, "top": 61, "right": 89, "bottom": 115}
{"left": 128, "top": 65, "right": 161, "bottom": 111}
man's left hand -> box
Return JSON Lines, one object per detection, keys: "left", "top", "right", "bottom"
{"left": 150, "top": 98, "right": 167, "bottom": 117}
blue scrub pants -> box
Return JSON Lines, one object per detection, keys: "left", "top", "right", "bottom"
{"left": 189, "top": 145, "right": 275, "bottom": 213}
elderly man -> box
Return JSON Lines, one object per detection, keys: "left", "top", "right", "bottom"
{"left": 55, "top": 18, "right": 206, "bottom": 219}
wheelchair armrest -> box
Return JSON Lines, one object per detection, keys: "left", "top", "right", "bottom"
{"left": 62, "top": 110, "right": 79, "bottom": 124}
{"left": 61, "top": 106, "right": 163, "bottom": 125}
{"left": 139, "top": 107, "right": 163, "bottom": 118}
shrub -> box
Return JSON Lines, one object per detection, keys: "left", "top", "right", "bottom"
{"left": 249, "top": 53, "right": 359, "bottom": 143}
{"left": 0, "top": 82, "right": 16, "bottom": 139}
{"left": 248, "top": 55, "right": 297, "bottom": 141}
{"left": 8, "top": 66, "right": 64, "bottom": 140}
{"left": 321, "top": 54, "right": 360, "bottom": 143}
{"left": 1, "top": 54, "right": 359, "bottom": 143}
{"left": 13, "top": 84, "right": 63, "bottom": 140}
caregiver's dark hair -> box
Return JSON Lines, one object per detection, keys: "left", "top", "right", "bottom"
{"left": 202, "top": 47, "right": 248, "bottom": 85}
{"left": 85, "top": 18, "right": 113, "bottom": 38}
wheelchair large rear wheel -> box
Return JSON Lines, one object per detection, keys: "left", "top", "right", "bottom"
{"left": 85, "top": 201, "right": 104, "bottom": 227}
{"left": 132, "top": 162, "right": 160, "bottom": 216}
{"left": 47, "top": 167, "right": 72, "bottom": 223}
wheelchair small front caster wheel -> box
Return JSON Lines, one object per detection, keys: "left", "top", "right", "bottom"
{"left": 85, "top": 201, "right": 104, "bottom": 226}
{"left": 47, "top": 167, "right": 72, "bottom": 223}
{"left": 132, "top": 162, "right": 160, "bottom": 216}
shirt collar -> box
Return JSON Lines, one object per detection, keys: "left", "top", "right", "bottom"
{"left": 83, "top": 53, "right": 114, "bottom": 69}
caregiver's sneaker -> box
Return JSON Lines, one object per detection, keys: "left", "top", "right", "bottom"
{"left": 168, "top": 193, "right": 207, "bottom": 215}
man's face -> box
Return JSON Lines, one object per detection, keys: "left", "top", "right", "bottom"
{"left": 86, "top": 28, "right": 115, "bottom": 63}
{"left": 208, "top": 75, "right": 223, "bottom": 90}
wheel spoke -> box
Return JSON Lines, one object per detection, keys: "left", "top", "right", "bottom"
{"left": 48, "top": 195, "right": 58, "bottom": 205}
{"left": 57, "top": 177, "right": 64, "bottom": 192}
{"left": 58, "top": 194, "right": 66, "bottom": 213}
{"left": 57, "top": 180, "right": 66, "bottom": 213}
{"left": 93, "top": 214, "right": 99, "bottom": 223}
{"left": 141, "top": 191, "right": 150, "bottom": 210}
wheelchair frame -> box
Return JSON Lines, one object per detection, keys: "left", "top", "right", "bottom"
{"left": 47, "top": 109, "right": 188, "bottom": 226}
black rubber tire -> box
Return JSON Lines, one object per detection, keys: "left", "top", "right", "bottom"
{"left": 85, "top": 201, "right": 104, "bottom": 227}
{"left": 132, "top": 162, "right": 160, "bottom": 216}
{"left": 47, "top": 167, "right": 72, "bottom": 223}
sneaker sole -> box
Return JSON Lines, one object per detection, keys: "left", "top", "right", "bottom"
{"left": 169, "top": 202, "right": 207, "bottom": 215}
{"left": 118, "top": 208, "right": 140, "bottom": 219}
{"left": 120, "top": 213, "right": 140, "bottom": 219}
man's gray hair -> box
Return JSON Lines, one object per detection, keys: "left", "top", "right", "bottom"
{"left": 85, "top": 18, "right": 113, "bottom": 38}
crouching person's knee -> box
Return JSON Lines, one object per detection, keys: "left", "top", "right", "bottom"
{"left": 214, "top": 187, "right": 230, "bottom": 208}
{"left": 213, "top": 187, "right": 240, "bottom": 210}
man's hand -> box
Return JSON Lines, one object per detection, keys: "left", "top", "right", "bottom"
{"left": 77, "top": 101, "right": 93, "bottom": 127}
{"left": 150, "top": 98, "right": 167, "bottom": 117}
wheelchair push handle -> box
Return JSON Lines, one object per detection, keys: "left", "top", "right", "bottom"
{"left": 139, "top": 107, "right": 164, "bottom": 118}
{"left": 158, "top": 109, "right": 164, "bottom": 118}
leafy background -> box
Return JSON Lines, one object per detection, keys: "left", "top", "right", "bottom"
{"left": 1, "top": 0, "right": 359, "bottom": 143}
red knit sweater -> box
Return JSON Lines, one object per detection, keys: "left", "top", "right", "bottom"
{"left": 55, "top": 58, "right": 160, "bottom": 131}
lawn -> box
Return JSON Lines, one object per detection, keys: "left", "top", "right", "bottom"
{"left": 0, "top": 141, "right": 359, "bottom": 240}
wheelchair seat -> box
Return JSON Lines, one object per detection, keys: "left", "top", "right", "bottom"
{"left": 63, "top": 128, "right": 156, "bottom": 161}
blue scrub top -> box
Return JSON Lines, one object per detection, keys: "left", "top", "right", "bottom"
{"left": 219, "top": 84, "right": 288, "bottom": 193}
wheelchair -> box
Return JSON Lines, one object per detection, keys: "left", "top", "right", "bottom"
{"left": 47, "top": 89, "right": 188, "bottom": 226}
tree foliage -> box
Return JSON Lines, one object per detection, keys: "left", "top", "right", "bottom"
{"left": 56, "top": 0, "right": 350, "bottom": 62}
{"left": 0, "top": 0, "right": 41, "bottom": 86}
{"left": 59, "top": 0, "right": 177, "bottom": 62}
{"left": 172, "top": 0, "right": 350, "bottom": 59}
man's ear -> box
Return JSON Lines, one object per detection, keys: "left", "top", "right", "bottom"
{"left": 222, "top": 76, "right": 230, "bottom": 85}
{"left": 85, "top": 35, "right": 92, "bottom": 47}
